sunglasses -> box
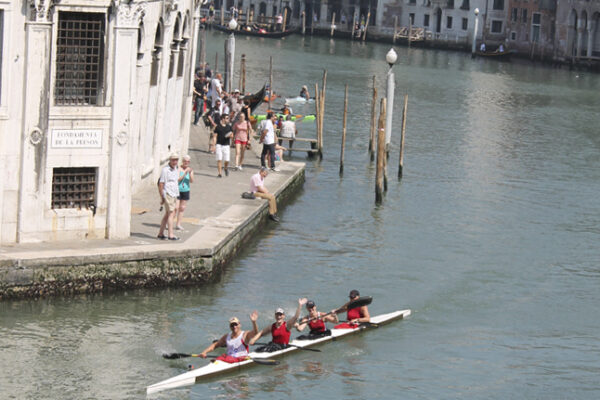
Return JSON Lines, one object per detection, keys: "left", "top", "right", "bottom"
{"left": 229, "top": 322, "right": 239, "bottom": 328}
{"left": 275, "top": 312, "right": 284, "bottom": 316}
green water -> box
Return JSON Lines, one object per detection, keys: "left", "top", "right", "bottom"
{"left": 1, "top": 32, "right": 599, "bottom": 399}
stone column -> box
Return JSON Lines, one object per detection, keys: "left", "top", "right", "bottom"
{"left": 576, "top": 21, "right": 584, "bottom": 59}
{"left": 153, "top": 14, "right": 175, "bottom": 170}
{"left": 17, "top": 2, "right": 53, "bottom": 242}
{"left": 587, "top": 25, "right": 594, "bottom": 58}
{"left": 106, "top": 3, "right": 144, "bottom": 239}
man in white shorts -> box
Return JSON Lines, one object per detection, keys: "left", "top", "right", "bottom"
{"left": 213, "top": 114, "right": 233, "bottom": 177}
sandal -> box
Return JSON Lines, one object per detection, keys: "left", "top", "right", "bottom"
{"left": 157, "top": 234, "right": 167, "bottom": 240}
{"left": 168, "top": 236, "right": 180, "bottom": 241}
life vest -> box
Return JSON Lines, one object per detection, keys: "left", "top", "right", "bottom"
{"left": 271, "top": 321, "right": 291, "bottom": 345}
{"left": 308, "top": 312, "right": 326, "bottom": 333}
{"left": 226, "top": 331, "right": 249, "bottom": 357}
{"left": 347, "top": 307, "right": 361, "bottom": 321}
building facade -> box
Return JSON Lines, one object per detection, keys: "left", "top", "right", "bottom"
{"left": 0, "top": 0, "right": 202, "bottom": 244}
{"left": 555, "top": 0, "right": 600, "bottom": 61}
{"left": 506, "top": 0, "right": 556, "bottom": 59}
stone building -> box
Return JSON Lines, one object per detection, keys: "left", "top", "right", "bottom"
{"left": 0, "top": 0, "right": 202, "bottom": 244}
{"left": 506, "top": 0, "right": 556, "bottom": 59}
{"left": 554, "top": 0, "right": 600, "bottom": 61}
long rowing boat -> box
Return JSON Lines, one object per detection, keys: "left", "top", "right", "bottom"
{"left": 146, "top": 309, "right": 411, "bottom": 394}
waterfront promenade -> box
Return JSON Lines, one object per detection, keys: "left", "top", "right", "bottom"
{"left": 0, "top": 124, "right": 305, "bottom": 299}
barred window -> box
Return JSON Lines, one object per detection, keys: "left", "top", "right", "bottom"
{"left": 55, "top": 12, "right": 105, "bottom": 106}
{"left": 51, "top": 167, "right": 97, "bottom": 210}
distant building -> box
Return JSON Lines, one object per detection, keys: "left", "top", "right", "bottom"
{"left": 554, "top": 0, "right": 600, "bottom": 61}
{"left": 506, "top": 0, "right": 556, "bottom": 59}
{"left": 0, "top": 1, "right": 202, "bottom": 244}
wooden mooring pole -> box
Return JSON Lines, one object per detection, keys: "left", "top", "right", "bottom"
{"left": 239, "top": 54, "right": 246, "bottom": 93}
{"left": 268, "top": 56, "right": 273, "bottom": 110}
{"left": 375, "top": 98, "right": 387, "bottom": 204}
{"left": 398, "top": 94, "right": 408, "bottom": 179}
{"left": 369, "top": 76, "right": 377, "bottom": 161}
{"left": 302, "top": 11, "right": 306, "bottom": 35}
{"left": 330, "top": 12, "right": 336, "bottom": 37}
{"left": 340, "top": 84, "right": 348, "bottom": 176}
{"left": 283, "top": 8, "right": 288, "bottom": 32}
{"left": 363, "top": 11, "right": 370, "bottom": 41}
{"left": 314, "top": 83, "right": 321, "bottom": 157}
{"left": 214, "top": 52, "right": 218, "bottom": 74}
{"left": 318, "top": 70, "right": 327, "bottom": 160}
{"left": 393, "top": 16, "right": 398, "bottom": 45}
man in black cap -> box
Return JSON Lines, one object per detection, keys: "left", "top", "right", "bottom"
{"left": 333, "top": 289, "right": 370, "bottom": 329}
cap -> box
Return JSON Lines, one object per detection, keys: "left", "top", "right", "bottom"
{"left": 306, "top": 300, "right": 315, "bottom": 309}
{"left": 229, "top": 316, "right": 240, "bottom": 324}
{"left": 169, "top": 153, "right": 179, "bottom": 160}
{"left": 275, "top": 307, "right": 285, "bottom": 315}
{"left": 233, "top": 88, "right": 240, "bottom": 93}
{"left": 349, "top": 289, "right": 360, "bottom": 298}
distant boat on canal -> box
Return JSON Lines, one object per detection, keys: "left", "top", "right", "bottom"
{"left": 212, "top": 23, "right": 297, "bottom": 38}
{"left": 474, "top": 49, "right": 515, "bottom": 61}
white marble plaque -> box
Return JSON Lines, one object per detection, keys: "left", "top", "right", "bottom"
{"left": 51, "top": 129, "right": 103, "bottom": 149}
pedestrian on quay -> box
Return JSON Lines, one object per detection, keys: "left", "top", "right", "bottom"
{"left": 249, "top": 298, "right": 307, "bottom": 351}
{"left": 209, "top": 73, "right": 223, "bottom": 108}
{"left": 279, "top": 114, "right": 297, "bottom": 153}
{"left": 175, "top": 155, "right": 194, "bottom": 230}
{"left": 199, "top": 312, "right": 259, "bottom": 363}
{"left": 233, "top": 112, "right": 252, "bottom": 170}
{"left": 157, "top": 153, "right": 181, "bottom": 241}
{"left": 213, "top": 114, "right": 233, "bottom": 177}
{"left": 250, "top": 167, "right": 280, "bottom": 222}
{"left": 260, "top": 112, "right": 279, "bottom": 172}
{"left": 193, "top": 69, "right": 207, "bottom": 125}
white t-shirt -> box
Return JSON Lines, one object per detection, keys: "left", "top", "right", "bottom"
{"left": 280, "top": 120, "right": 296, "bottom": 138}
{"left": 209, "top": 78, "right": 222, "bottom": 105}
{"left": 159, "top": 165, "right": 180, "bottom": 198}
{"left": 261, "top": 120, "right": 275, "bottom": 145}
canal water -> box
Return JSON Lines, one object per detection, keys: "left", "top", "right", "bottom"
{"left": 1, "top": 32, "right": 599, "bottom": 399}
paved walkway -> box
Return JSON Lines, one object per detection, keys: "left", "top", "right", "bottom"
{"left": 0, "top": 124, "right": 305, "bottom": 267}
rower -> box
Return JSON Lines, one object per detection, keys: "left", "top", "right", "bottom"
{"left": 334, "top": 289, "right": 370, "bottom": 329}
{"left": 249, "top": 298, "right": 306, "bottom": 352}
{"left": 299, "top": 85, "right": 310, "bottom": 100}
{"left": 294, "top": 300, "right": 338, "bottom": 339}
{"left": 199, "top": 311, "right": 259, "bottom": 363}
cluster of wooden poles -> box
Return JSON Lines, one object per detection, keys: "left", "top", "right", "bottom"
{"left": 337, "top": 74, "right": 409, "bottom": 205}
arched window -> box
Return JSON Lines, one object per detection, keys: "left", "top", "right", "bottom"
{"left": 150, "top": 21, "right": 163, "bottom": 86}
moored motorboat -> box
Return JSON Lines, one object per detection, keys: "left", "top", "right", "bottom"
{"left": 285, "top": 96, "right": 315, "bottom": 104}
{"left": 146, "top": 309, "right": 411, "bottom": 394}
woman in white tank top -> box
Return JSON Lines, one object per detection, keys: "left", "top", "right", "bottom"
{"left": 199, "top": 312, "right": 259, "bottom": 363}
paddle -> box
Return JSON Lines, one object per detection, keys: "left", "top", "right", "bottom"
{"left": 300, "top": 296, "right": 373, "bottom": 324}
{"left": 162, "top": 352, "right": 279, "bottom": 366}
{"left": 253, "top": 342, "right": 321, "bottom": 352}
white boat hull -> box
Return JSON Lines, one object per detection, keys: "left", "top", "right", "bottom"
{"left": 147, "top": 309, "right": 410, "bottom": 394}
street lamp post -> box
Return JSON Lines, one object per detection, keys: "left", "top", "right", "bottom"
{"left": 225, "top": 18, "right": 237, "bottom": 93}
{"left": 385, "top": 48, "right": 397, "bottom": 153}
{"left": 471, "top": 8, "right": 480, "bottom": 57}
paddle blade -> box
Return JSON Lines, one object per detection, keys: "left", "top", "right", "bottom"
{"left": 162, "top": 352, "right": 191, "bottom": 359}
{"left": 251, "top": 358, "right": 280, "bottom": 366}
{"left": 347, "top": 296, "right": 372, "bottom": 310}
